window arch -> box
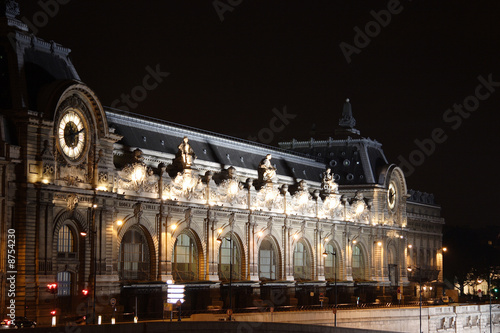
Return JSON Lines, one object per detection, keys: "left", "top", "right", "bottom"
{"left": 259, "top": 238, "right": 279, "bottom": 281}
{"left": 119, "top": 228, "right": 151, "bottom": 281}
{"left": 218, "top": 235, "right": 241, "bottom": 281}
{"left": 172, "top": 233, "right": 199, "bottom": 281}
{"left": 293, "top": 240, "right": 311, "bottom": 281}
{"left": 324, "top": 243, "right": 338, "bottom": 281}
{"left": 352, "top": 244, "right": 367, "bottom": 281}
{"left": 57, "top": 225, "right": 75, "bottom": 253}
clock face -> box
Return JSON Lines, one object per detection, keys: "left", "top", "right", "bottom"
{"left": 388, "top": 182, "right": 397, "bottom": 210}
{"left": 58, "top": 110, "right": 87, "bottom": 161}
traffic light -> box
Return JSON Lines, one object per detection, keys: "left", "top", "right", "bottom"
{"left": 47, "top": 283, "right": 58, "bottom": 294}
{"left": 81, "top": 289, "right": 89, "bottom": 296}
{"left": 50, "top": 310, "right": 56, "bottom": 316}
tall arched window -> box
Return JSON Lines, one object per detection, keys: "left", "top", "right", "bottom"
{"left": 259, "top": 238, "right": 278, "bottom": 280}
{"left": 293, "top": 241, "right": 311, "bottom": 281}
{"left": 173, "top": 233, "right": 198, "bottom": 281}
{"left": 58, "top": 225, "right": 75, "bottom": 253}
{"left": 324, "top": 243, "right": 337, "bottom": 281}
{"left": 119, "top": 229, "right": 151, "bottom": 281}
{"left": 218, "top": 236, "right": 241, "bottom": 281}
{"left": 352, "top": 244, "right": 366, "bottom": 281}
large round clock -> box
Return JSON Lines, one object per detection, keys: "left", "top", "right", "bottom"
{"left": 387, "top": 182, "right": 397, "bottom": 210}
{"left": 57, "top": 109, "right": 87, "bottom": 161}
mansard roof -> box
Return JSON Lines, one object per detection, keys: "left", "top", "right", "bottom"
{"left": 279, "top": 100, "right": 388, "bottom": 186}
{"left": 106, "top": 108, "right": 327, "bottom": 185}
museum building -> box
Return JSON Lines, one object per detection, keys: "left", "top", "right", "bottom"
{"left": 0, "top": 1, "right": 444, "bottom": 322}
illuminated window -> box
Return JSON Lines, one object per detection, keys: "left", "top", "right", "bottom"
{"left": 293, "top": 241, "right": 311, "bottom": 281}
{"left": 218, "top": 236, "right": 241, "bottom": 281}
{"left": 324, "top": 244, "right": 337, "bottom": 280}
{"left": 352, "top": 244, "right": 366, "bottom": 280}
{"left": 173, "top": 233, "right": 198, "bottom": 281}
{"left": 57, "top": 271, "right": 71, "bottom": 296}
{"left": 259, "top": 239, "right": 278, "bottom": 280}
{"left": 57, "top": 225, "right": 75, "bottom": 253}
{"left": 119, "top": 229, "right": 150, "bottom": 281}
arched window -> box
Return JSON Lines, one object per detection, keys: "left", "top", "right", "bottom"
{"left": 57, "top": 271, "right": 72, "bottom": 296}
{"left": 119, "top": 229, "right": 151, "bottom": 281}
{"left": 57, "top": 225, "right": 75, "bottom": 253}
{"left": 352, "top": 244, "right": 366, "bottom": 281}
{"left": 172, "top": 233, "right": 198, "bottom": 281}
{"left": 293, "top": 241, "right": 311, "bottom": 281}
{"left": 218, "top": 236, "right": 241, "bottom": 281}
{"left": 259, "top": 239, "right": 278, "bottom": 280}
{"left": 324, "top": 243, "right": 337, "bottom": 281}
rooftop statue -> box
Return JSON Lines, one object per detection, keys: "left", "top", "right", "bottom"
{"left": 321, "top": 168, "right": 338, "bottom": 194}
{"left": 176, "top": 136, "right": 196, "bottom": 169}
{"left": 258, "top": 154, "right": 277, "bottom": 183}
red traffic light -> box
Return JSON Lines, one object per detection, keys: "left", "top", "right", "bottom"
{"left": 50, "top": 310, "right": 56, "bottom": 316}
{"left": 47, "top": 283, "right": 58, "bottom": 294}
{"left": 81, "top": 289, "right": 89, "bottom": 296}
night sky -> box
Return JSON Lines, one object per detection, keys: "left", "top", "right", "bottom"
{"left": 19, "top": 0, "right": 500, "bottom": 228}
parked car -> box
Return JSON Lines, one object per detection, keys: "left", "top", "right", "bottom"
{"left": 0, "top": 319, "right": 11, "bottom": 329}
{"left": 10, "top": 317, "right": 37, "bottom": 329}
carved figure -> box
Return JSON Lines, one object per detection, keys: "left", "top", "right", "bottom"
{"left": 321, "top": 168, "right": 338, "bottom": 193}
{"left": 176, "top": 137, "right": 196, "bottom": 169}
{"left": 258, "top": 154, "right": 276, "bottom": 183}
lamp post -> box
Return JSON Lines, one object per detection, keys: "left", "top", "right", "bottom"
{"left": 323, "top": 250, "right": 337, "bottom": 327}
{"left": 217, "top": 231, "right": 234, "bottom": 321}
{"left": 408, "top": 266, "right": 422, "bottom": 333}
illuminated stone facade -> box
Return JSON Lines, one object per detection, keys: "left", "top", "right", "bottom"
{"left": 0, "top": 1, "right": 444, "bottom": 322}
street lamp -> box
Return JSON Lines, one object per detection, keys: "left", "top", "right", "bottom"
{"left": 408, "top": 266, "right": 422, "bottom": 333}
{"left": 81, "top": 201, "right": 98, "bottom": 324}
{"left": 323, "top": 250, "right": 337, "bottom": 327}
{"left": 217, "top": 231, "right": 234, "bottom": 321}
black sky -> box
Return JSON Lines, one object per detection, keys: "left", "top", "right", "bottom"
{"left": 19, "top": 0, "right": 500, "bottom": 228}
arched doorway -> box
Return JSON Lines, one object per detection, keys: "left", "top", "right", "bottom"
{"left": 119, "top": 228, "right": 151, "bottom": 281}
{"left": 172, "top": 232, "right": 199, "bottom": 281}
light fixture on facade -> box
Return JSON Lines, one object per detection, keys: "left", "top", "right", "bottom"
{"left": 352, "top": 239, "right": 357, "bottom": 244}
{"left": 216, "top": 236, "right": 222, "bottom": 244}
{"left": 322, "top": 251, "right": 328, "bottom": 258}
{"left": 116, "top": 220, "right": 123, "bottom": 226}
{"left": 377, "top": 241, "right": 382, "bottom": 246}
{"left": 96, "top": 186, "right": 107, "bottom": 191}
{"left": 171, "top": 224, "right": 177, "bottom": 231}
{"left": 442, "top": 247, "right": 447, "bottom": 252}
{"left": 293, "top": 234, "right": 299, "bottom": 240}
{"left": 93, "top": 204, "right": 97, "bottom": 208}
{"left": 408, "top": 244, "right": 412, "bottom": 248}
{"left": 42, "top": 179, "right": 49, "bottom": 184}
{"left": 80, "top": 231, "right": 87, "bottom": 237}
{"left": 257, "top": 230, "right": 263, "bottom": 237}
{"left": 218, "top": 228, "right": 223, "bottom": 234}
{"left": 355, "top": 202, "right": 365, "bottom": 215}
{"left": 325, "top": 238, "right": 329, "bottom": 242}
{"left": 132, "top": 165, "right": 146, "bottom": 183}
